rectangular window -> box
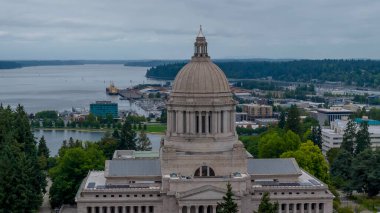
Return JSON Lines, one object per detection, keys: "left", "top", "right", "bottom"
{"left": 221, "top": 111, "right": 224, "bottom": 133}
{"left": 196, "top": 115, "right": 199, "bottom": 133}
{"left": 202, "top": 115, "right": 206, "bottom": 133}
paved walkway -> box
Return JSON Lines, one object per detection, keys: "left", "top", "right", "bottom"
{"left": 39, "top": 178, "right": 52, "bottom": 213}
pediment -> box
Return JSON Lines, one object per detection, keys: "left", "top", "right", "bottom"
{"left": 177, "top": 185, "right": 238, "bottom": 201}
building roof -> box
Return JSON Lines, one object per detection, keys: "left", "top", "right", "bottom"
{"left": 172, "top": 60, "right": 230, "bottom": 94}
{"left": 113, "top": 150, "right": 160, "bottom": 159}
{"left": 247, "top": 158, "right": 301, "bottom": 176}
{"left": 105, "top": 159, "right": 161, "bottom": 177}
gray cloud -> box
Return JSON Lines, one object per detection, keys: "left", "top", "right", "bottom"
{"left": 0, "top": 0, "right": 379, "bottom": 59}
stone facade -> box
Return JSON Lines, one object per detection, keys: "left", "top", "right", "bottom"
{"left": 76, "top": 27, "right": 334, "bottom": 213}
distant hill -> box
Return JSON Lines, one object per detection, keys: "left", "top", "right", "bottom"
{"left": 146, "top": 59, "right": 380, "bottom": 88}
{"left": 0, "top": 61, "right": 23, "bottom": 69}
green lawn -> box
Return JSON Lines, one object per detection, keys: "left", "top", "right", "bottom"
{"left": 146, "top": 124, "right": 166, "bottom": 133}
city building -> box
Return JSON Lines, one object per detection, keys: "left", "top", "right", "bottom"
{"left": 90, "top": 101, "right": 118, "bottom": 118}
{"left": 242, "top": 104, "right": 273, "bottom": 120}
{"left": 76, "top": 27, "right": 333, "bottom": 213}
{"left": 312, "top": 107, "right": 353, "bottom": 126}
{"left": 321, "top": 118, "right": 380, "bottom": 153}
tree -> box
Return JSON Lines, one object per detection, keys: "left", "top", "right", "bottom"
{"left": 217, "top": 182, "right": 238, "bottom": 213}
{"left": 49, "top": 144, "right": 105, "bottom": 208}
{"left": 330, "top": 150, "right": 353, "bottom": 191}
{"left": 255, "top": 192, "right": 278, "bottom": 213}
{"left": 0, "top": 105, "right": 46, "bottom": 211}
{"left": 278, "top": 110, "right": 286, "bottom": 129}
{"left": 350, "top": 149, "right": 380, "bottom": 197}
{"left": 285, "top": 105, "right": 301, "bottom": 135}
{"left": 309, "top": 125, "right": 322, "bottom": 149}
{"left": 326, "top": 148, "right": 340, "bottom": 165}
{"left": 281, "top": 141, "right": 329, "bottom": 183}
{"left": 118, "top": 121, "right": 137, "bottom": 150}
{"left": 37, "top": 136, "right": 50, "bottom": 170}
{"left": 258, "top": 130, "right": 300, "bottom": 158}
{"left": 97, "top": 131, "right": 118, "bottom": 159}
{"left": 355, "top": 121, "right": 371, "bottom": 155}
{"left": 136, "top": 130, "right": 152, "bottom": 151}
{"left": 341, "top": 119, "right": 356, "bottom": 154}
{"left": 37, "top": 136, "right": 50, "bottom": 159}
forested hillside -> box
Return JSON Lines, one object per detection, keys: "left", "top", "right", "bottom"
{"left": 146, "top": 60, "right": 380, "bottom": 87}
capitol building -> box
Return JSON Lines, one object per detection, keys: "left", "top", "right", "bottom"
{"left": 76, "top": 28, "right": 334, "bottom": 213}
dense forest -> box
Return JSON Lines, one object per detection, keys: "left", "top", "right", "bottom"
{"left": 146, "top": 59, "right": 380, "bottom": 87}
{"left": 0, "top": 61, "right": 23, "bottom": 69}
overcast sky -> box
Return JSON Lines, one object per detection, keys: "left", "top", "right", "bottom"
{"left": 0, "top": 0, "right": 379, "bottom": 60}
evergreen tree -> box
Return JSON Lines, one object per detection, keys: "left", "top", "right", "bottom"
{"left": 355, "top": 121, "right": 371, "bottom": 155}
{"left": 350, "top": 149, "right": 380, "bottom": 197}
{"left": 278, "top": 110, "right": 286, "bottom": 129}
{"left": 341, "top": 119, "right": 356, "bottom": 154}
{"left": 0, "top": 105, "right": 46, "bottom": 211}
{"left": 118, "top": 121, "right": 137, "bottom": 150}
{"left": 136, "top": 130, "right": 152, "bottom": 151}
{"left": 310, "top": 125, "right": 322, "bottom": 149}
{"left": 330, "top": 150, "right": 353, "bottom": 192}
{"left": 37, "top": 136, "right": 50, "bottom": 159}
{"left": 255, "top": 192, "right": 278, "bottom": 213}
{"left": 285, "top": 105, "right": 301, "bottom": 135}
{"left": 217, "top": 182, "right": 238, "bottom": 213}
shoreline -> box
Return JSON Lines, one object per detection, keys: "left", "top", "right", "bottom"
{"left": 32, "top": 127, "right": 165, "bottom": 135}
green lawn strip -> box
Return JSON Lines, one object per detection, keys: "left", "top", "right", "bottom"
{"left": 145, "top": 124, "right": 167, "bottom": 133}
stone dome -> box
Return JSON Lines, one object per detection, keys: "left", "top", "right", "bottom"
{"left": 171, "top": 26, "right": 230, "bottom": 95}
{"left": 172, "top": 59, "right": 230, "bottom": 94}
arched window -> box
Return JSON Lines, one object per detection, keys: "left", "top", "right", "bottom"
{"left": 194, "top": 166, "right": 215, "bottom": 177}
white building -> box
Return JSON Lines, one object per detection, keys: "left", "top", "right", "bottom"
{"left": 75, "top": 27, "right": 333, "bottom": 213}
{"left": 322, "top": 118, "right": 380, "bottom": 153}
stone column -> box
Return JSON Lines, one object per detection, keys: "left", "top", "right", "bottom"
{"left": 300, "top": 203, "right": 304, "bottom": 213}
{"left": 198, "top": 112, "right": 202, "bottom": 134}
{"left": 223, "top": 110, "right": 228, "bottom": 133}
{"left": 205, "top": 111, "right": 209, "bottom": 134}
{"left": 212, "top": 205, "right": 217, "bottom": 213}
{"left": 285, "top": 203, "right": 289, "bottom": 213}
{"left": 307, "top": 203, "right": 312, "bottom": 213}
{"left": 122, "top": 206, "right": 126, "bottom": 213}
{"left": 230, "top": 110, "right": 235, "bottom": 132}
{"left": 215, "top": 111, "right": 219, "bottom": 134}
{"left": 167, "top": 110, "right": 172, "bottom": 133}
{"left": 186, "top": 111, "right": 190, "bottom": 134}
{"left": 177, "top": 110, "right": 182, "bottom": 133}
{"left": 138, "top": 206, "right": 142, "bottom": 213}
{"left": 195, "top": 206, "right": 199, "bottom": 213}
{"left": 278, "top": 203, "right": 281, "bottom": 213}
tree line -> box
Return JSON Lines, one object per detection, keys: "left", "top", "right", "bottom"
{"left": 0, "top": 104, "right": 153, "bottom": 211}
{"left": 146, "top": 59, "right": 380, "bottom": 88}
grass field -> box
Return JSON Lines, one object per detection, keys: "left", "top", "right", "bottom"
{"left": 145, "top": 124, "right": 166, "bottom": 133}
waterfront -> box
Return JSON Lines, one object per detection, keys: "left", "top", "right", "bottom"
{"left": 33, "top": 129, "right": 163, "bottom": 156}
{"left": 0, "top": 64, "right": 166, "bottom": 114}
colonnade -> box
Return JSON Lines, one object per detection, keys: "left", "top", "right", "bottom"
{"left": 86, "top": 205, "right": 154, "bottom": 213}
{"left": 168, "top": 110, "right": 234, "bottom": 135}
{"left": 278, "top": 202, "right": 325, "bottom": 213}
{"left": 179, "top": 205, "right": 217, "bottom": 213}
